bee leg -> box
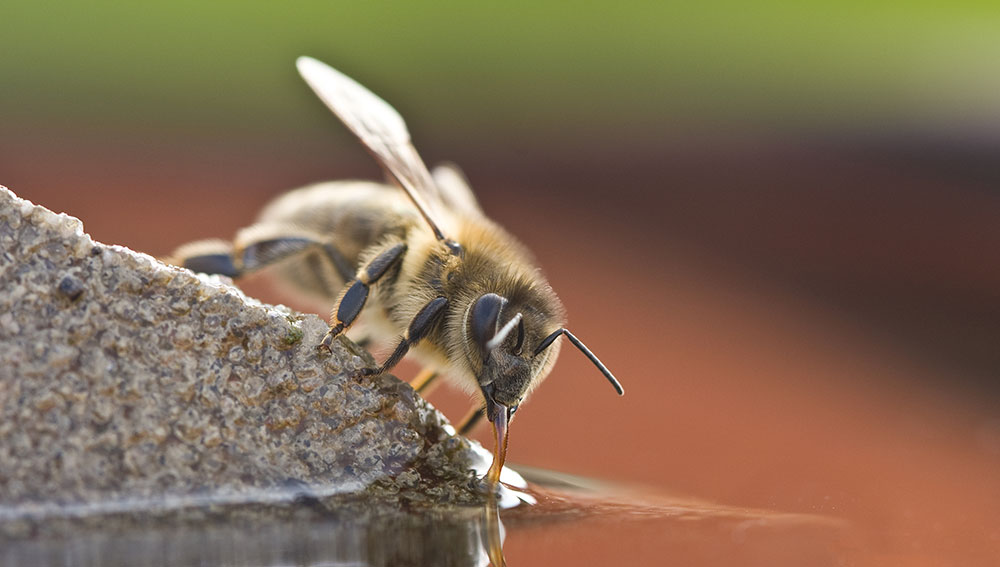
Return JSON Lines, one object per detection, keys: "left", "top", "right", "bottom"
{"left": 359, "top": 296, "right": 448, "bottom": 375}
{"left": 167, "top": 239, "right": 242, "bottom": 278}
{"left": 410, "top": 368, "right": 441, "bottom": 395}
{"left": 171, "top": 227, "right": 355, "bottom": 283}
{"left": 456, "top": 406, "right": 486, "bottom": 436}
{"left": 242, "top": 238, "right": 355, "bottom": 283}
{"left": 320, "top": 242, "right": 408, "bottom": 351}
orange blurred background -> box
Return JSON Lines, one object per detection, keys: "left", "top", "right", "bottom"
{"left": 3, "top": 2, "right": 999, "bottom": 564}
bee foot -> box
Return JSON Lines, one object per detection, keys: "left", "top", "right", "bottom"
{"left": 466, "top": 469, "right": 482, "bottom": 492}
{"left": 318, "top": 332, "right": 338, "bottom": 354}
{"left": 350, "top": 367, "right": 379, "bottom": 380}
{"left": 469, "top": 472, "right": 503, "bottom": 496}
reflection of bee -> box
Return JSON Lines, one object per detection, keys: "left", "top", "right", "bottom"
{"left": 171, "top": 57, "right": 623, "bottom": 488}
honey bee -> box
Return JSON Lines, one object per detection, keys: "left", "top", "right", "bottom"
{"left": 170, "top": 57, "right": 623, "bottom": 488}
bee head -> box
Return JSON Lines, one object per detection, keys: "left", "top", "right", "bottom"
{"left": 467, "top": 290, "right": 622, "bottom": 486}
{"left": 467, "top": 291, "right": 550, "bottom": 487}
{"left": 468, "top": 293, "right": 541, "bottom": 418}
{"left": 467, "top": 290, "right": 624, "bottom": 412}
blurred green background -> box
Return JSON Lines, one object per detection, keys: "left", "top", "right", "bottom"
{"left": 5, "top": 1, "right": 1000, "bottom": 140}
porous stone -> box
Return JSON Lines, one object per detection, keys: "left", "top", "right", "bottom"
{"left": 0, "top": 186, "right": 482, "bottom": 534}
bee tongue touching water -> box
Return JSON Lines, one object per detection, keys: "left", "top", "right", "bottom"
{"left": 485, "top": 404, "right": 512, "bottom": 487}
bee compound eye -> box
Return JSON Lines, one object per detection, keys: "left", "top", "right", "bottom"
{"left": 513, "top": 318, "right": 525, "bottom": 355}
{"left": 469, "top": 293, "right": 507, "bottom": 360}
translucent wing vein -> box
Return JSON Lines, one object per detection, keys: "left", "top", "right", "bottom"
{"left": 296, "top": 56, "right": 448, "bottom": 240}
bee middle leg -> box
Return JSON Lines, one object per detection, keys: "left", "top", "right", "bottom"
{"left": 359, "top": 296, "right": 448, "bottom": 376}
{"left": 320, "top": 242, "right": 408, "bottom": 351}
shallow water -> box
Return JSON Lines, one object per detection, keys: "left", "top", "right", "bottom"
{"left": 2, "top": 465, "right": 850, "bottom": 567}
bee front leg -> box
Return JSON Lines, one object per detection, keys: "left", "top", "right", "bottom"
{"left": 359, "top": 296, "right": 448, "bottom": 376}
{"left": 320, "top": 242, "right": 408, "bottom": 351}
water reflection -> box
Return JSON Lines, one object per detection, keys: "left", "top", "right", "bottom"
{"left": 481, "top": 495, "right": 507, "bottom": 567}
{"left": 2, "top": 465, "right": 848, "bottom": 567}
{"left": 4, "top": 501, "right": 508, "bottom": 567}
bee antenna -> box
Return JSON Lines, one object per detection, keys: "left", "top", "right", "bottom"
{"left": 533, "top": 328, "right": 624, "bottom": 395}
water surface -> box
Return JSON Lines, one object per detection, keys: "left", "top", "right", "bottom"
{"left": 2, "top": 465, "right": 851, "bottom": 567}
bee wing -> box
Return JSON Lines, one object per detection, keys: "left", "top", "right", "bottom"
{"left": 296, "top": 56, "right": 450, "bottom": 241}
{"left": 432, "top": 163, "right": 484, "bottom": 217}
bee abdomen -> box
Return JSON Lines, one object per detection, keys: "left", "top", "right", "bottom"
{"left": 250, "top": 181, "right": 419, "bottom": 299}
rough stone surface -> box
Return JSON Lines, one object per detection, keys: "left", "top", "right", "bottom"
{"left": 0, "top": 186, "right": 482, "bottom": 533}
